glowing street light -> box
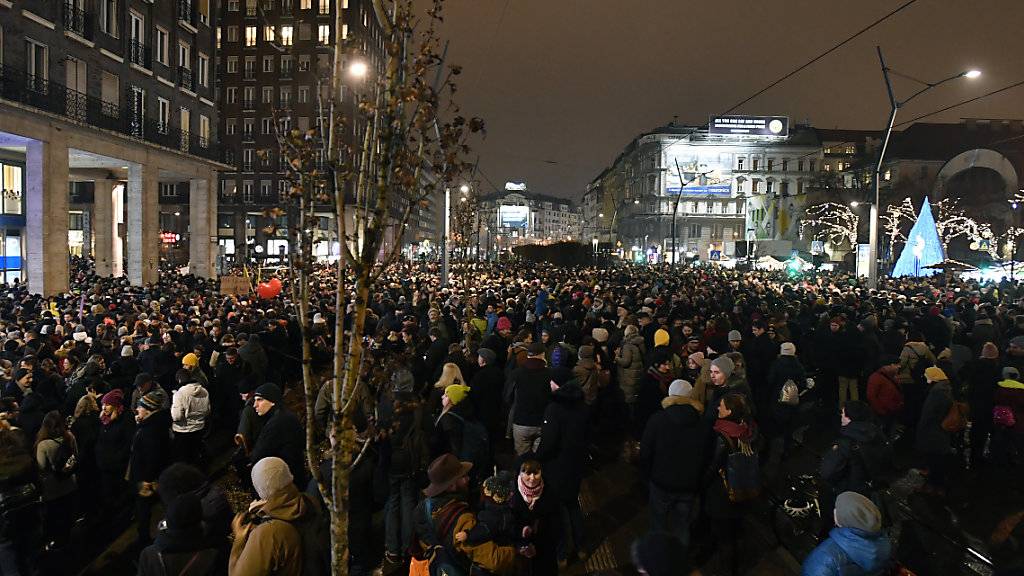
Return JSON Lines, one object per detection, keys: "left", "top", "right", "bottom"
{"left": 459, "top": 184, "right": 470, "bottom": 194}
{"left": 964, "top": 69, "right": 982, "bottom": 79}
{"left": 349, "top": 61, "right": 368, "bottom": 78}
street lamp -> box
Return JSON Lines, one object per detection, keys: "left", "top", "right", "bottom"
{"left": 867, "top": 46, "right": 979, "bottom": 288}
{"left": 459, "top": 184, "right": 470, "bottom": 194}
{"left": 349, "top": 60, "right": 368, "bottom": 78}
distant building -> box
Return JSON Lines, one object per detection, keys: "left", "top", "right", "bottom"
{"left": 478, "top": 182, "right": 582, "bottom": 258}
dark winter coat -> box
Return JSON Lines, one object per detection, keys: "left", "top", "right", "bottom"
{"left": 801, "top": 526, "right": 892, "bottom": 576}
{"left": 95, "top": 411, "right": 135, "bottom": 475}
{"left": 509, "top": 358, "right": 552, "bottom": 427}
{"left": 744, "top": 332, "right": 778, "bottom": 395}
{"left": 866, "top": 367, "right": 903, "bottom": 417}
{"left": 535, "top": 383, "right": 589, "bottom": 500}
{"left": 137, "top": 528, "right": 220, "bottom": 576}
{"left": 819, "top": 327, "right": 863, "bottom": 378}
{"left": 469, "top": 362, "right": 505, "bottom": 435}
{"left": 702, "top": 420, "right": 757, "bottom": 519}
{"left": 819, "top": 420, "right": 888, "bottom": 495}
{"left": 250, "top": 405, "right": 306, "bottom": 483}
{"left": 615, "top": 335, "right": 645, "bottom": 403}
{"left": 966, "top": 358, "right": 1001, "bottom": 424}
{"left": 915, "top": 380, "right": 953, "bottom": 456}
{"left": 766, "top": 355, "right": 807, "bottom": 417}
{"left": 128, "top": 409, "right": 172, "bottom": 484}
{"left": 640, "top": 395, "right": 706, "bottom": 494}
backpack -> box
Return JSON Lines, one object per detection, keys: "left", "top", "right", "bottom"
{"left": 778, "top": 379, "right": 800, "bottom": 405}
{"left": 445, "top": 412, "right": 490, "bottom": 472}
{"left": 394, "top": 402, "right": 429, "bottom": 476}
{"left": 419, "top": 498, "right": 471, "bottom": 576}
{"left": 941, "top": 401, "right": 969, "bottom": 433}
{"left": 993, "top": 405, "right": 1017, "bottom": 428}
{"left": 851, "top": 436, "right": 894, "bottom": 484}
{"left": 279, "top": 494, "right": 331, "bottom": 576}
{"left": 0, "top": 482, "right": 41, "bottom": 541}
{"left": 905, "top": 345, "right": 932, "bottom": 385}
{"left": 719, "top": 435, "right": 761, "bottom": 503}
{"left": 44, "top": 438, "right": 77, "bottom": 478}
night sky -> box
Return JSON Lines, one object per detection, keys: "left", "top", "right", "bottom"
{"left": 428, "top": 0, "right": 1024, "bottom": 200}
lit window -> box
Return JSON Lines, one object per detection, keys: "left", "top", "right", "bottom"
{"left": 318, "top": 24, "right": 330, "bottom": 44}
{"left": 245, "top": 26, "right": 257, "bottom": 47}
{"left": 301, "top": 0, "right": 311, "bottom": 8}
{"left": 280, "top": 26, "right": 293, "bottom": 46}
{"left": 264, "top": 26, "right": 275, "bottom": 42}
{"left": 884, "top": 169, "right": 891, "bottom": 181}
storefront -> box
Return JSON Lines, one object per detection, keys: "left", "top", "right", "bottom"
{"left": 0, "top": 161, "right": 25, "bottom": 285}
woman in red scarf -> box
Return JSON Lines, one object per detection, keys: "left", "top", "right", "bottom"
{"left": 701, "top": 393, "right": 758, "bottom": 576}
{"left": 511, "top": 459, "right": 558, "bottom": 575}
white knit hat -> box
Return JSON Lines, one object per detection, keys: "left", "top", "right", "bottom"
{"left": 251, "top": 457, "right": 294, "bottom": 500}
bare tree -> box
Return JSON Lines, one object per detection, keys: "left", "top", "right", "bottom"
{"left": 270, "top": 1, "right": 482, "bottom": 572}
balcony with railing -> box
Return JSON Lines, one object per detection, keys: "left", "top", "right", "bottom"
{"left": 0, "top": 65, "right": 225, "bottom": 164}
{"left": 177, "top": 0, "right": 196, "bottom": 26}
{"left": 63, "top": 1, "right": 94, "bottom": 39}
{"left": 178, "top": 66, "right": 194, "bottom": 91}
{"left": 128, "top": 39, "right": 152, "bottom": 69}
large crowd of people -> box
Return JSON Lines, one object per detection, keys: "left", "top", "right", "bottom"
{"left": 1, "top": 256, "right": 1023, "bottom": 576}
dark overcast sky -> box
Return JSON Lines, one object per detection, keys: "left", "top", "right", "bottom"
{"left": 424, "top": 0, "right": 1024, "bottom": 200}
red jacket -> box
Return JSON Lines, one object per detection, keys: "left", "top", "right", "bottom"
{"left": 867, "top": 368, "right": 904, "bottom": 417}
{"left": 995, "top": 379, "right": 1024, "bottom": 434}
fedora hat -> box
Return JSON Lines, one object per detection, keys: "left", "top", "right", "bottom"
{"left": 423, "top": 453, "right": 473, "bottom": 497}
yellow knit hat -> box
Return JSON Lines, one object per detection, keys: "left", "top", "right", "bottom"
{"left": 654, "top": 329, "right": 670, "bottom": 348}
{"left": 444, "top": 384, "right": 471, "bottom": 405}
{"left": 182, "top": 353, "right": 200, "bottom": 368}
{"left": 924, "top": 366, "right": 947, "bottom": 383}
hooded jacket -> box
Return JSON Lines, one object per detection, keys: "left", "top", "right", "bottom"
{"left": 228, "top": 483, "right": 311, "bottom": 576}
{"left": 171, "top": 382, "right": 211, "bottom": 433}
{"left": 866, "top": 366, "right": 903, "bottom": 417}
{"left": 640, "top": 395, "right": 706, "bottom": 494}
{"left": 915, "top": 380, "right": 953, "bottom": 455}
{"left": 801, "top": 526, "right": 892, "bottom": 576}
{"left": 615, "top": 334, "right": 646, "bottom": 401}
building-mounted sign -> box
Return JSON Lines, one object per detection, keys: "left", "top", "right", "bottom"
{"left": 504, "top": 182, "right": 528, "bottom": 191}
{"left": 709, "top": 115, "right": 789, "bottom": 137}
{"left": 666, "top": 184, "right": 732, "bottom": 197}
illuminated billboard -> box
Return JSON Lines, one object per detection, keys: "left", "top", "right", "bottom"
{"left": 709, "top": 115, "right": 789, "bottom": 137}
{"left": 499, "top": 205, "right": 529, "bottom": 228}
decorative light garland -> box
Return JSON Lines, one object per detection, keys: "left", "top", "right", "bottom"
{"left": 798, "top": 202, "right": 858, "bottom": 247}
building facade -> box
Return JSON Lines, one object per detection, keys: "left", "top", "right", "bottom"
{"left": 215, "top": 0, "right": 439, "bottom": 265}
{"left": 478, "top": 183, "right": 582, "bottom": 258}
{"left": 0, "top": 0, "right": 227, "bottom": 294}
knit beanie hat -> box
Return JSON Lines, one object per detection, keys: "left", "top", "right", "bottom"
{"left": 1003, "top": 366, "right": 1020, "bottom": 380}
{"left": 444, "top": 384, "right": 470, "bottom": 406}
{"left": 254, "top": 383, "right": 283, "bottom": 404}
{"left": 687, "top": 351, "right": 704, "bottom": 366}
{"left": 624, "top": 324, "right": 639, "bottom": 338}
{"left": 923, "top": 366, "right": 947, "bottom": 383}
{"left": 496, "top": 317, "right": 512, "bottom": 332}
{"left": 780, "top": 342, "right": 796, "bottom": 356}
{"left": 138, "top": 390, "right": 165, "bottom": 412}
{"left": 578, "top": 345, "right": 595, "bottom": 360}
{"left": 592, "top": 327, "right": 609, "bottom": 343}
{"left": 165, "top": 492, "right": 203, "bottom": 530}
{"left": 477, "top": 348, "right": 496, "bottom": 364}
{"left": 654, "top": 329, "right": 670, "bottom": 348}
{"left": 727, "top": 330, "right": 742, "bottom": 342}
{"left": 181, "top": 353, "right": 199, "bottom": 368}
{"left": 121, "top": 345, "right": 134, "bottom": 357}
{"left": 981, "top": 342, "right": 999, "bottom": 359}
{"left": 101, "top": 389, "right": 124, "bottom": 408}
{"left": 834, "top": 491, "right": 882, "bottom": 533}
{"left": 251, "top": 457, "right": 294, "bottom": 500}
{"left": 711, "top": 355, "right": 735, "bottom": 378}
{"left": 667, "top": 379, "right": 693, "bottom": 397}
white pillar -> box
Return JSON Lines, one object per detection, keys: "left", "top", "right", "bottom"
{"left": 127, "top": 163, "right": 159, "bottom": 286}
{"left": 188, "top": 173, "right": 216, "bottom": 278}
{"left": 25, "top": 135, "right": 69, "bottom": 296}
{"left": 93, "top": 179, "right": 115, "bottom": 276}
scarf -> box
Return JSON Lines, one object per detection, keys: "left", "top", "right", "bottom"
{"left": 517, "top": 473, "right": 544, "bottom": 509}
{"left": 713, "top": 418, "right": 754, "bottom": 442}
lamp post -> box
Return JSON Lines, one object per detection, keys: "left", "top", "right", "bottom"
{"left": 868, "top": 46, "right": 979, "bottom": 288}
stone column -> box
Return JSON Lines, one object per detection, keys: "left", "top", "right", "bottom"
{"left": 234, "top": 210, "right": 247, "bottom": 263}
{"left": 93, "top": 179, "right": 115, "bottom": 276}
{"left": 188, "top": 173, "right": 216, "bottom": 278}
{"left": 25, "top": 134, "right": 69, "bottom": 296}
{"left": 80, "top": 206, "right": 92, "bottom": 259}
{"left": 126, "top": 162, "right": 159, "bottom": 286}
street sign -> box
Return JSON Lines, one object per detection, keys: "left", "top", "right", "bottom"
{"left": 811, "top": 240, "right": 824, "bottom": 255}
{"left": 220, "top": 275, "right": 251, "bottom": 295}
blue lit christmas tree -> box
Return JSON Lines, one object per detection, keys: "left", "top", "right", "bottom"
{"left": 892, "top": 196, "right": 945, "bottom": 277}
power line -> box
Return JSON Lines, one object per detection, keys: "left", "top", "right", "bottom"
{"left": 722, "top": 0, "right": 919, "bottom": 115}
{"left": 894, "top": 78, "right": 1024, "bottom": 127}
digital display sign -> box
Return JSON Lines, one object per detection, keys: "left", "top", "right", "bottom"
{"left": 709, "top": 115, "right": 789, "bottom": 137}
{"left": 499, "top": 205, "right": 529, "bottom": 228}
{"left": 666, "top": 184, "right": 732, "bottom": 197}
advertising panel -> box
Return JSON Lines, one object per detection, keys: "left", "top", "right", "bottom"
{"left": 499, "top": 205, "right": 529, "bottom": 228}
{"left": 709, "top": 115, "right": 789, "bottom": 137}
{"left": 665, "top": 184, "right": 732, "bottom": 197}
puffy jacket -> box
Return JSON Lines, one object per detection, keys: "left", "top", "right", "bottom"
{"left": 229, "top": 483, "right": 311, "bottom": 576}
{"left": 640, "top": 395, "right": 706, "bottom": 494}
{"left": 95, "top": 411, "right": 135, "bottom": 475}
{"left": 866, "top": 367, "right": 903, "bottom": 417}
{"left": 615, "top": 335, "right": 646, "bottom": 402}
{"left": 171, "top": 382, "right": 211, "bottom": 433}
{"left": 535, "top": 383, "right": 589, "bottom": 499}
{"left": 801, "top": 526, "right": 892, "bottom": 576}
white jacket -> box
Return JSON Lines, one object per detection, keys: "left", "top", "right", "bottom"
{"left": 171, "top": 383, "right": 211, "bottom": 433}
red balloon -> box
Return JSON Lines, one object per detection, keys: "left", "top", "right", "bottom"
{"left": 256, "top": 281, "right": 281, "bottom": 299}
{"left": 269, "top": 277, "right": 282, "bottom": 292}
